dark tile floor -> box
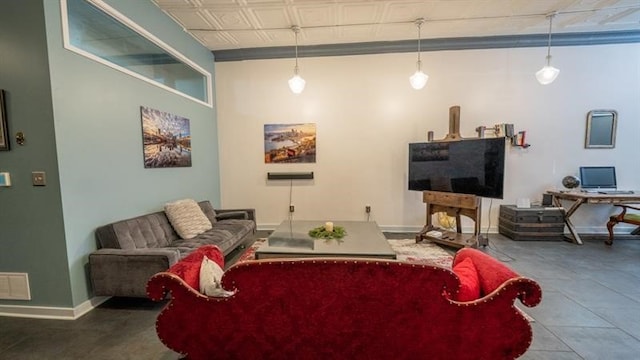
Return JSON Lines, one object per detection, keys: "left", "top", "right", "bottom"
{"left": 1, "top": 233, "right": 639, "bottom": 359}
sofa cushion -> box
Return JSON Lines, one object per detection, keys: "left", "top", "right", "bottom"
{"left": 198, "top": 201, "right": 218, "bottom": 224}
{"left": 171, "top": 229, "right": 237, "bottom": 252}
{"left": 165, "top": 199, "right": 212, "bottom": 239}
{"left": 95, "top": 212, "right": 178, "bottom": 250}
{"left": 211, "top": 219, "right": 255, "bottom": 242}
{"left": 452, "top": 257, "right": 481, "bottom": 301}
{"left": 167, "top": 245, "right": 224, "bottom": 290}
{"left": 170, "top": 220, "right": 255, "bottom": 254}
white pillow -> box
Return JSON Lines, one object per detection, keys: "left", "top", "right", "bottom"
{"left": 199, "top": 255, "right": 234, "bottom": 297}
{"left": 164, "top": 199, "right": 212, "bottom": 239}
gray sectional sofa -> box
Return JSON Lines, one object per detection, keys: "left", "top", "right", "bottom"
{"left": 89, "top": 200, "right": 256, "bottom": 297}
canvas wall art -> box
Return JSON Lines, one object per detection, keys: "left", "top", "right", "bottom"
{"left": 141, "top": 106, "right": 192, "bottom": 168}
{"left": 264, "top": 123, "right": 316, "bottom": 163}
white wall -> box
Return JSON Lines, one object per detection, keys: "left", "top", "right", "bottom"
{"left": 215, "top": 44, "right": 640, "bottom": 234}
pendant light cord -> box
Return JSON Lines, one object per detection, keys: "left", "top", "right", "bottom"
{"left": 417, "top": 22, "right": 422, "bottom": 64}
{"left": 293, "top": 26, "right": 300, "bottom": 74}
{"left": 415, "top": 18, "right": 425, "bottom": 71}
{"left": 545, "top": 13, "right": 555, "bottom": 63}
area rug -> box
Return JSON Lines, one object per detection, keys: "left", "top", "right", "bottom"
{"left": 387, "top": 238, "right": 453, "bottom": 268}
{"left": 237, "top": 238, "right": 453, "bottom": 268}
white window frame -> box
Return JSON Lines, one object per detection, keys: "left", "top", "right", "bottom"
{"left": 60, "top": 0, "right": 213, "bottom": 108}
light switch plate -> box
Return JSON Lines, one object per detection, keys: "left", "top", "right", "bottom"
{"left": 32, "top": 171, "right": 46, "bottom": 186}
{"left": 0, "top": 172, "right": 10, "bottom": 187}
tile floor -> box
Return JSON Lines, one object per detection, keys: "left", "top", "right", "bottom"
{"left": 1, "top": 233, "right": 639, "bottom": 359}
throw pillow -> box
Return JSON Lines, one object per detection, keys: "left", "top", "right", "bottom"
{"left": 164, "top": 199, "right": 212, "bottom": 239}
{"left": 452, "top": 257, "right": 481, "bottom": 301}
{"left": 199, "top": 255, "right": 234, "bottom": 297}
{"left": 167, "top": 245, "right": 224, "bottom": 290}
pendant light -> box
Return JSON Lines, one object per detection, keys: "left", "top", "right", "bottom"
{"left": 536, "top": 13, "right": 560, "bottom": 85}
{"left": 288, "top": 25, "right": 306, "bottom": 94}
{"left": 409, "top": 18, "right": 428, "bottom": 90}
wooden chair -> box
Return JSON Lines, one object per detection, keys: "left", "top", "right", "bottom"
{"left": 606, "top": 205, "right": 640, "bottom": 245}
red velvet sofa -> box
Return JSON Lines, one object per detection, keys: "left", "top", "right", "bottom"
{"left": 147, "top": 246, "right": 542, "bottom": 360}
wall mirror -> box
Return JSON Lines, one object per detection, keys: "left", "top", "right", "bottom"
{"left": 585, "top": 110, "right": 617, "bottom": 148}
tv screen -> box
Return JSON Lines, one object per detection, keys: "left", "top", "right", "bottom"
{"left": 408, "top": 137, "right": 505, "bottom": 199}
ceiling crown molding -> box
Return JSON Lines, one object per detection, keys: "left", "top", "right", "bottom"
{"left": 212, "top": 30, "right": 640, "bottom": 62}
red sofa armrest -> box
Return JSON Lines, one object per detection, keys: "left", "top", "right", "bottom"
{"left": 453, "top": 248, "right": 542, "bottom": 307}
{"left": 147, "top": 271, "right": 207, "bottom": 301}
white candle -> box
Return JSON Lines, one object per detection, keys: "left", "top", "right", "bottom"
{"left": 325, "top": 221, "right": 334, "bottom": 232}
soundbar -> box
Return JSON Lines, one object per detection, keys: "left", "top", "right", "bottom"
{"left": 267, "top": 172, "right": 314, "bottom": 180}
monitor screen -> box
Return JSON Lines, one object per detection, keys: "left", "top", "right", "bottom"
{"left": 408, "top": 138, "right": 505, "bottom": 199}
{"left": 579, "top": 166, "right": 617, "bottom": 189}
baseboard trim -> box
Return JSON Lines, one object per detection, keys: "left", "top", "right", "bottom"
{"left": 0, "top": 296, "right": 110, "bottom": 320}
{"left": 258, "top": 223, "right": 639, "bottom": 235}
{"left": 258, "top": 223, "right": 483, "bottom": 233}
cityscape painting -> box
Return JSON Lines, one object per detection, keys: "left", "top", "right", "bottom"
{"left": 141, "top": 106, "right": 192, "bottom": 168}
{"left": 264, "top": 123, "right": 316, "bottom": 163}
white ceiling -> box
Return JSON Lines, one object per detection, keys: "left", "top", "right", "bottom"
{"left": 151, "top": 0, "right": 640, "bottom": 51}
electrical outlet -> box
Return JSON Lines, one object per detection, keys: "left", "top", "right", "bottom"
{"left": 289, "top": 205, "right": 295, "bottom": 213}
{"left": 32, "top": 171, "right": 46, "bottom": 186}
{"left": 365, "top": 205, "right": 371, "bottom": 213}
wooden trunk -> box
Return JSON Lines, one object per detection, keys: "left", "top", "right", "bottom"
{"left": 498, "top": 205, "right": 565, "bottom": 241}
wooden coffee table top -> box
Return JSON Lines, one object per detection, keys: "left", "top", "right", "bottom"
{"left": 255, "top": 220, "right": 396, "bottom": 260}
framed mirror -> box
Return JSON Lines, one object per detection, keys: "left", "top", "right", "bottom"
{"left": 585, "top": 110, "right": 617, "bottom": 148}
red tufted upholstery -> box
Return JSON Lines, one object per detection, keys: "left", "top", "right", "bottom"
{"left": 148, "top": 249, "right": 542, "bottom": 360}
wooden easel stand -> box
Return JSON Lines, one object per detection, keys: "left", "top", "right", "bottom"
{"left": 414, "top": 106, "right": 487, "bottom": 249}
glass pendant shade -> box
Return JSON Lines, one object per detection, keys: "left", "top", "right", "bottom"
{"left": 288, "top": 73, "right": 306, "bottom": 94}
{"left": 288, "top": 26, "right": 305, "bottom": 94}
{"left": 410, "top": 69, "right": 428, "bottom": 90}
{"left": 537, "top": 14, "right": 559, "bottom": 85}
{"left": 410, "top": 18, "right": 428, "bottom": 90}
{"left": 536, "top": 63, "right": 560, "bottom": 85}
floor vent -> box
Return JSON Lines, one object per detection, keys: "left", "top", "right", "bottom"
{"left": 0, "top": 273, "right": 31, "bottom": 300}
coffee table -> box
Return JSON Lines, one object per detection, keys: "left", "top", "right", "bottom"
{"left": 255, "top": 220, "right": 396, "bottom": 260}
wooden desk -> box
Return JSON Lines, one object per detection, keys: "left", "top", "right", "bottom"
{"left": 546, "top": 191, "right": 640, "bottom": 245}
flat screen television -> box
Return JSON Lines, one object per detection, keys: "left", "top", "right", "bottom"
{"left": 408, "top": 137, "right": 505, "bottom": 199}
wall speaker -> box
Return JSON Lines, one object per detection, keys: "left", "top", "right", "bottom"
{"left": 542, "top": 193, "right": 553, "bottom": 206}
{"left": 267, "top": 172, "right": 314, "bottom": 180}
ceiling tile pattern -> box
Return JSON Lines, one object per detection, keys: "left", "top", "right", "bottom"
{"left": 152, "top": 0, "right": 640, "bottom": 50}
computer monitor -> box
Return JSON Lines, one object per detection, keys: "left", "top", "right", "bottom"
{"left": 579, "top": 166, "right": 617, "bottom": 189}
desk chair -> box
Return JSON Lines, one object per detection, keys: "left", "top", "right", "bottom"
{"left": 606, "top": 205, "right": 640, "bottom": 245}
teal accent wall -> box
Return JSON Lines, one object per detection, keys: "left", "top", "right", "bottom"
{"left": 0, "top": 0, "right": 72, "bottom": 307}
{"left": 0, "top": 0, "right": 219, "bottom": 309}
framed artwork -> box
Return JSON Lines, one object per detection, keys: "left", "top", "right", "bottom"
{"left": 140, "top": 106, "right": 192, "bottom": 168}
{"left": 0, "top": 90, "right": 9, "bottom": 151}
{"left": 264, "top": 123, "right": 316, "bottom": 163}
